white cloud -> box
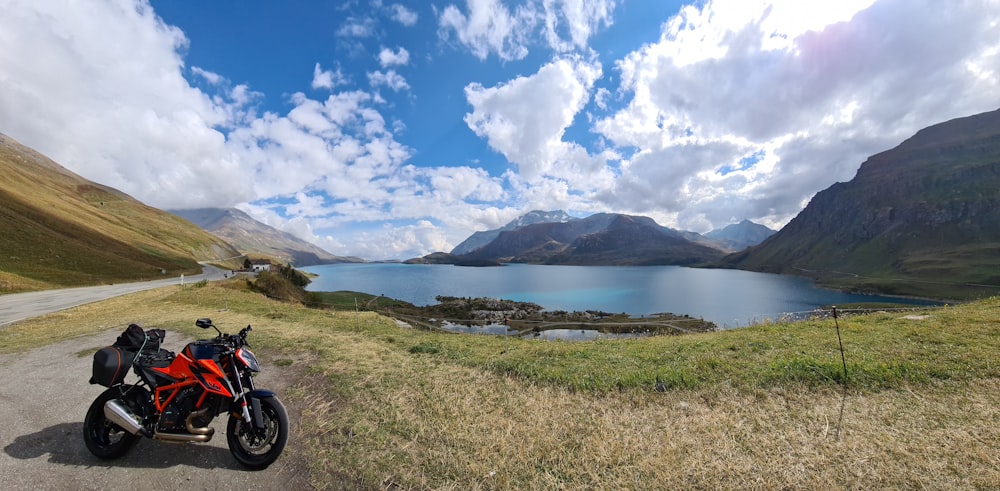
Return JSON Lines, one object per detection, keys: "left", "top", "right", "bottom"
{"left": 540, "top": 0, "right": 616, "bottom": 52}
{"left": 378, "top": 47, "right": 410, "bottom": 67}
{"left": 285, "top": 191, "right": 329, "bottom": 217}
{"left": 358, "top": 220, "right": 453, "bottom": 260}
{"left": 227, "top": 84, "right": 261, "bottom": 109}
{"left": 229, "top": 89, "right": 410, "bottom": 202}
{"left": 368, "top": 70, "right": 411, "bottom": 92}
{"left": 438, "top": 0, "right": 536, "bottom": 61}
{"left": 429, "top": 166, "right": 506, "bottom": 202}
{"left": 312, "top": 63, "right": 347, "bottom": 90}
{"left": 191, "top": 66, "right": 223, "bottom": 85}
{"left": 389, "top": 4, "right": 419, "bottom": 26}
{"left": 464, "top": 57, "right": 603, "bottom": 182}
{"left": 438, "top": 0, "right": 617, "bottom": 60}
{"left": 593, "top": 87, "right": 611, "bottom": 110}
{"left": 337, "top": 16, "right": 375, "bottom": 38}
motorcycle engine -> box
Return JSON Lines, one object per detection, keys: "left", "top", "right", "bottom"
{"left": 158, "top": 386, "right": 200, "bottom": 431}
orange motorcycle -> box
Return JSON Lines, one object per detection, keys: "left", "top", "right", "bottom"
{"left": 84, "top": 318, "right": 288, "bottom": 470}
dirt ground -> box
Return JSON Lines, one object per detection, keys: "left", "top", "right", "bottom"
{"left": 0, "top": 328, "right": 313, "bottom": 490}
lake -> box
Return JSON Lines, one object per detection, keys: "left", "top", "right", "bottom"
{"left": 302, "top": 263, "right": 936, "bottom": 329}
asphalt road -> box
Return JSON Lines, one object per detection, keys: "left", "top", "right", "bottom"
{"left": 0, "top": 265, "right": 231, "bottom": 328}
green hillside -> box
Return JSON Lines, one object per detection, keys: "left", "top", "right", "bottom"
{"left": 0, "top": 133, "right": 242, "bottom": 292}
{"left": 726, "top": 109, "right": 1000, "bottom": 300}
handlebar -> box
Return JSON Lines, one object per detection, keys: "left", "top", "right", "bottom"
{"left": 196, "top": 319, "right": 253, "bottom": 349}
{"left": 212, "top": 324, "right": 253, "bottom": 349}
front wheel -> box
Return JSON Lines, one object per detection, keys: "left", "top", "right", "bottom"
{"left": 83, "top": 387, "right": 140, "bottom": 459}
{"left": 227, "top": 396, "right": 288, "bottom": 470}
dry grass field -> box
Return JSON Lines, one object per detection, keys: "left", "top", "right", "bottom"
{"left": 3, "top": 281, "right": 998, "bottom": 489}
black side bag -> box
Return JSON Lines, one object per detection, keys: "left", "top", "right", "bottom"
{"left": 90, "top": 346, "right": 134, "bottom": 387}
{"left": 114, "top": 324, "right": 147, "bottom": 351}
{"left": 91, "top": 324, "right": 167, "bottom": 386}
{"left": 113, "top": 324, "right": 164, "bottom": 353}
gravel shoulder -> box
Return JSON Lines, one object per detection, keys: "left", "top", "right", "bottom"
{"left": 0, "top": 328, "right": 312, "bottom": 490}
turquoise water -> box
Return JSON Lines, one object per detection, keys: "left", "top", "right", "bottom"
{"left": 302, "top": 263, "right": 935, "bottom": 329}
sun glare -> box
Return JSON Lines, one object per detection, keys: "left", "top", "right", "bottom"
{"left": 758, "top": 0, "right": 878, "bottom": 50}
{"left": 662, "top": 0, "right": 879, "bottom": 67}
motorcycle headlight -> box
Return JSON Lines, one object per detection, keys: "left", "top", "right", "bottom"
{"left": 235, "top": 347, "right": 261, "bottom": 372}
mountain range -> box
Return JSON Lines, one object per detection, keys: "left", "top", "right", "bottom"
{"left": 705, "top": 220, "right": 776, "bottom": 251}
{"left": 451, "top": 210, "right": 574, "bottom": 255}
{"left": 408, "top": 212, "right": 770, "bottom": 266}
{"left": 724, "top": 108, "right": 1000, "bottom": 299}
{"left": 168, "top": 208, "right": 362, "bottom": 266}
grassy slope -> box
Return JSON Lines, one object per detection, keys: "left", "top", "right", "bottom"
{"left": 726, "top": 111, "right": 1000, "bottom": 300}
{"left": 3, "top": 282, "right": 999, "bottom": 488}
{"left": 0, "top": 135, "right": 242, "bottom": 292}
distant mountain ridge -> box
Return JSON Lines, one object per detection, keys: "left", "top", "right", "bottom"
{"left": 169, "top": 208, "right": 362, "bottom": 266}
{"left": 725, "top": 108, "right": 1000, "bottom": 299}
{"left": 451, "top": 210, "right": 574, "bottom": 255}
{"left": 706, "top": 220, "right": 776, "bottom": 251}
{"left": 412, "top": 212, "right": 728, "bottom": 266}
{"left": 0, "top": 133, "right": 241, "bottom": 291}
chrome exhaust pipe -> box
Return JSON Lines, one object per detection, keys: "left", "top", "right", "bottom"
{"left": 104, "top": 399, "right": 144, "bottom": 436}
{"left": 151, "top": 407, "right": 215, "bottom": 442}
{"left": 106, "top": 399, "right": 215, "bottom": 442}
{"left": 185, "top": 407, "right": 214, "bottom": 436}
{"left": 153, "top": 430, "right": 213, "bottom": 443}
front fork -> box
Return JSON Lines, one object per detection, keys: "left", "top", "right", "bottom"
{"left": 226, "top": 354, "right": 264, "bottom": 429}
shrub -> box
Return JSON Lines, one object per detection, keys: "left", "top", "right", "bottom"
{"left": 250, "top": 270, "right": 308, "bottom": 303}
{"left": 279, "top": 264, "right": 311, "bottom": 287}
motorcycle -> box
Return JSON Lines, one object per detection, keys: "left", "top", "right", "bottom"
{"left": 84, "top": 318, "right": 288, "bottom": 470}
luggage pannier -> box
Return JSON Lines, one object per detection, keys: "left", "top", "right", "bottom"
{"left": 90, "top": 346, "right": 132, "bottom": 387}
{"left": 90, "top": 324, "right": 171, "bottom": 386}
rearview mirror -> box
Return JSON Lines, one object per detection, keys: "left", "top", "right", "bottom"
{"left": 195, "top": 318, "right": 213, "bottom": 329}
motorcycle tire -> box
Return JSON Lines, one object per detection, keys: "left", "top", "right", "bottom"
{"left": 83, "top": 387, "right": 140, "bottom": 459}
{"left": 227, "top": 395, "right": 289, "bottom": 470}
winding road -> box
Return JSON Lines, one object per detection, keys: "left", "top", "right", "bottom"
{"left": 0, "top": 265, "right": 230, "bottom": 327}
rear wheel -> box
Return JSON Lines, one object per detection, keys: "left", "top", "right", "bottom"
{"left": 227, "top": 396, "right": 288, "bottom": 470}
{"left": 83, "top": 387, "right": 140, "bottom": 459}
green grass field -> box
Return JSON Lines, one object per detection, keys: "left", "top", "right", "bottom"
{"left": 4, "top": 281, "right": 999, "bottom": 488}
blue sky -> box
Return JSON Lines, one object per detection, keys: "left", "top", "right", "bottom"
{"left": 1, "top": 0, "right": 999, "bottom": 260}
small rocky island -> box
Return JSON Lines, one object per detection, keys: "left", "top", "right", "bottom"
{"left": 376, "top": 295, "right": 717, "bottom": 337}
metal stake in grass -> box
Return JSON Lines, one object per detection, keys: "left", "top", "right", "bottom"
{"left": 833, "top": 306, "right": 848, "bottom": 440}
{"left": 354, "top": 297, "right": 361, "bottom": 330}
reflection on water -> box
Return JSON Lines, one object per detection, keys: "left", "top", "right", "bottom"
{"left": 439, "top": 322, "right": 519, "bottom": 336}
